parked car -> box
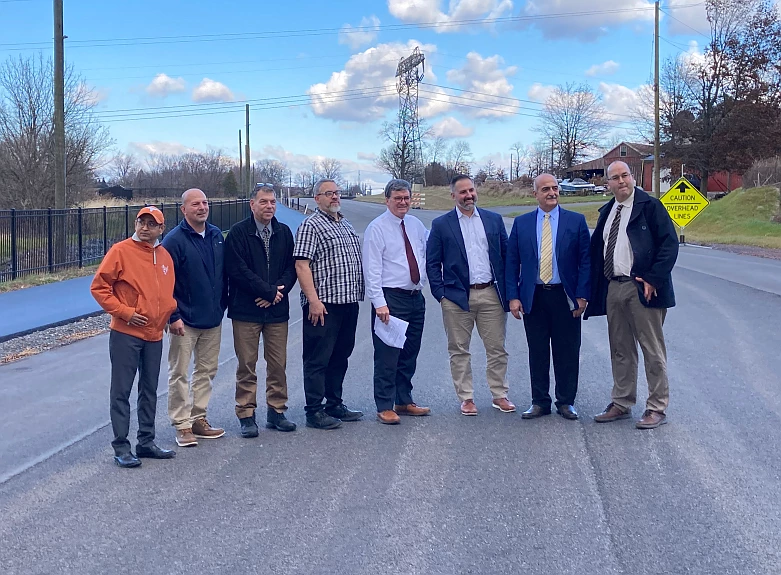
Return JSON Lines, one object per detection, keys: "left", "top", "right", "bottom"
{"left": 559, "top": 178, "right": 596, "bottom": 194}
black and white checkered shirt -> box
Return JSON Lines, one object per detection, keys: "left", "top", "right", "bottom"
{"left": 293, "top": 208, "right": 365, "bottom": 306}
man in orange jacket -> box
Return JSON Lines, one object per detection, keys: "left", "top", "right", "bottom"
{"left": 91, "top": 206, "right": 178, "bottom": 468}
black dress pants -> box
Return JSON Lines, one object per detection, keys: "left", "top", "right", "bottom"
{"left": 302, "top": 302, "right": 359, "bottom": 415}
{"left": 371, "top": 288, "right": 425, "bottom": 412}
{"left": 108, "top": 330, "right": 163, "bottom": 455}
{"left": 521, "top": 285, "right": 581, "bottom": 408}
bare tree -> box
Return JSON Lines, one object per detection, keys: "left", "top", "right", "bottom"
{"left": 253, "top": 159, "right": 290, "bottom": 187}
{"left": 509, "top": 141, "right": 528, "bottom": 181}
{"left": 318, "top": 157, "right": 344, "bottom": 184}
{"left": 0, "top": 54, "right": 112, "bottom": 208}
{"left": 446, "top": 140, "right": 473, "bottom": 178}
{"left": 482, "top": 160, "right": 498, "bottom": 179}
{"left": 535, "top": 82, "right": 610, "bottom": 172}
{"left": 108, "top": 152, "right": 139, "bottom": 186}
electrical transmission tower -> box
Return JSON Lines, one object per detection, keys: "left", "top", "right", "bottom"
{"left": 395, "top": 47, "right": 425, "bottom": 184}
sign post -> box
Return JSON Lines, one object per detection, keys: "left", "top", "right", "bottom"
{"left": 659, "top": 177, "right": 710, "bottom": 244}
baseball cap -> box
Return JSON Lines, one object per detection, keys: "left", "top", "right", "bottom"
{"left": 136, "top": 206, "right": 165, "bottom": 224}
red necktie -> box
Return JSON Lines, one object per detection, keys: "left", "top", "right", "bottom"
{"left": 400, "top": 220, "right": 421, "bottom": 285}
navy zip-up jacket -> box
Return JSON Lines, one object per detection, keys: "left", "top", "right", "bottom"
{"left": 162, "top": 218, "right": 227, "bottom": 329}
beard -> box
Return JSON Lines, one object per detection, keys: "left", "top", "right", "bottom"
{"left": 326, "top": 204, "right": 340, "bottom": 213}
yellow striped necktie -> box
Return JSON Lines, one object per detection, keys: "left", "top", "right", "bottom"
{"left": 540, "top": 213, "right": 553, "bottom": 284}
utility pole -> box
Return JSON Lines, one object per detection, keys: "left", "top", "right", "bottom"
{"left": 245, "top": 104, "right": 251, "bottom": 197}
{"left": 550, "top": 137, "right": 555, "bottom": 175}
{"left": 53, "top": 0, "right": 66, "bottom": 209}
{"left": 653, "top": 0, "right": 661, "bottom": 198}
{"left": 238, "top": 129, "right": 243, "bottom": 196}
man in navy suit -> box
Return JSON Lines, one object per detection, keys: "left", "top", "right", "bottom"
{"left": 506, "top": 173, "right": 591, "bottom": 420}
{"left": 426, "top": 175, "right": 515, "bottom": 416}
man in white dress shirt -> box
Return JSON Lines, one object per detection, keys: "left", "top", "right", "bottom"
{"left": 362, "top": 179, "right": 431, "bottom": 425}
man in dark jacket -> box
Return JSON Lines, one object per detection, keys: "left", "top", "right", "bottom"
{"left": 225, "top": 184, "right": 298, "bottom": 437}
{"left": 163, "top": 188, "right": 227, "bottom": 448}
{"left": 585, "top": 161, "right": 679, "bottom": 429}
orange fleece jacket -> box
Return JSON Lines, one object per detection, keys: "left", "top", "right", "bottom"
{"left": 90, "top": 237, "right": 177, "bottom": 342}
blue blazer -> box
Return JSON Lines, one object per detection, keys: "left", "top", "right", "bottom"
{"left": 426, "top": 208, "right": 509, "bottom": 312}
{"left": 505, "top": 207, "right": 591, "bottom": 314}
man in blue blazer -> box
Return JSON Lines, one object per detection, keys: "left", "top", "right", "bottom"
{"left": 506, "top": 173, "right": 591, "bottom": 420}
{"left": 426, "top": 175, "right": 515, "bottom": 416}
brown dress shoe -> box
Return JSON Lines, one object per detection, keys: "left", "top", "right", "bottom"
{"left": 492, "top": 398, "right": 516, "bottom": 413}
{"left": 594, "top": 402, "right": 631, "bottom": 423}
{"left": 377, "top": 410, "right": 401, "bottom": 425}
{"left": 395, "top": 403, "right": 431, "bottom": 416}
{"left": 191, "top": 418, "right": 225, "bottom": 439}
{"left": 460, "top": 399, "right": 478, "bottom": 416}
{"left": 175, "top": 428, "right": 198, "bottom": 447}
{"left": 636, "top": 409, "right": 667, "bottom": 429}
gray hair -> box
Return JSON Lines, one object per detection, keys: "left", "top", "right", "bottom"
{"left": 313, "top": 178, "right": 336, "bottom": 196}
{"left": 251, "top": 185, "right": 275, "bottom": 200}
{"left": 384, "top": 178, "right": 411, "bottom": 198}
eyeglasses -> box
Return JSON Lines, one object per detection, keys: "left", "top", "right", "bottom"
{"left": 316, "top": 190, "right": 342, "bottom": 198}
{"left": 390, "top": 196, "right": 411, "bottom": 202}
{"left": 136, "top": 219, "right": 161, "bottom": 229}
{"left": 253, "top": 182, "right": 275, "bottom": 190}
{"left": 608, "top": 173, "right": 632, "bottom": 182}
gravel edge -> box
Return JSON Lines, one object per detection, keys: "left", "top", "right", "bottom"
{"left": 0, "top": 314, "right": 110, "bottom": 364}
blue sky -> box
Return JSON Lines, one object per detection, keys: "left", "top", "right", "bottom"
{"left": 1, "top": 0, "right": 730, "bottom": 190}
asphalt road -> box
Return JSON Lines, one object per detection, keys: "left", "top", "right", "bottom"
{"left": 2, "top": 199, "right": 781, "bottom": 574}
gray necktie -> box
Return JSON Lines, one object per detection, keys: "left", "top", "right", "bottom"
{"left": 261, "top": 226, "right": 271, "bottom": 271}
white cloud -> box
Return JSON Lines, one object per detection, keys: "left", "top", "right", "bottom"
{"left": 308, "top": 40, "right": 444, "bottom": 122}
{"left": 339, "top": 15, "right": 381, "bottom": 50}
{"left": 445, "top": 52, "right": 518, "bottom": 118}
{"left": 585, "top": 60, "right": 620, "bottom": 77}
{"left": 357, "top": 151, "right": 378, "bottom": 161}
{"left": 192, "top": 78, "right": 235, "bottom": 103}
{"left": 128, "top": 141, "right": 199, "bottom": 156}
{"left": 431, "top": 116, "right": 475, "bottom": 138}
{"left": 145, "top": 73, "right": 186, "bottom": 98}
{"left": 680, "top": 40, "right": 705, "bottom": 68}
{"left": 598, "top": 82, "right": 642, "bottom": 117}
{"left": 520, "top": 0, "right": 654, "bottom": 41}
{"left": 665, "top": 0, "right": 709, "bottom": 36}
{"left": 527, "top": 82, "right": 556, "bottom": 104}
{"left": 387, "top": 0, "right": 514, "bottom": 32}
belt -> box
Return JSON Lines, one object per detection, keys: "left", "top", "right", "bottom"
{"left": 470, "top": 282, "right": 493, "bottom": 290}
{"left": 536, "top": 283, "right": 562, "bottom": 290}
{"left": 611, "top": 276, "right": 633, "bottom": 283}
{"left": 384, "top": 287, "right": 422, "bottom": 296}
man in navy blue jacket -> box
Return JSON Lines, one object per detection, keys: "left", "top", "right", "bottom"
{"left": 163, "top": 188, "right": 228, "bottom": 448}
{"left": 426, "top": 175, "right": 514, "bottom": 416}
{"left": 506, "top": 174, "right": 591, "bottom": 421}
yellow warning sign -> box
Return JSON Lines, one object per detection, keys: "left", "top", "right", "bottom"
{"left": 660, "top": 177, "right": 710, "bottom": 228}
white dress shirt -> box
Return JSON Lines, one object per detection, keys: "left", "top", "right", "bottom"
{"left": 456, "top": 207, "right": 493, "bottom": 284}
{"left": 603, "top": 190, "right": 635, "bottom": 277}
{"left": 362, "top": 209, "right": 428, "bottom": 308}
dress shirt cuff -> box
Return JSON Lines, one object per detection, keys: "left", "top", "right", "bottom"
{"left": 371, "top": 295, "right": 388, "bottom": 309}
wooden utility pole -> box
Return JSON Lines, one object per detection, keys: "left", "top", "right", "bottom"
{"left": 53, "top": 0, "right": 66, "bottom": 209}
{"left": 245, "top": 105, "right": 251, "bottom": 196}
{"left": 238, "top": 129, "right": 243, "bottom": 195}
{"left": 653, "top": 0, "right": 661, "bottom": 198}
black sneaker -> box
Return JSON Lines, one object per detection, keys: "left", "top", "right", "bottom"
{"left": 305, "top": 410, "right": 342, "bottom": 430}
{"left": 266, "top": 408, "right": 297, "bottom": 432}
{"left": 325, "top": 404, "right": 364, "bottom": 422}
{"left": 239, "top": 415, "right": 259, "bottom": 438}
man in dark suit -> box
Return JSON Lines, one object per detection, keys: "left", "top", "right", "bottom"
{"left": 426, "top": 174, "right": 514, "bottom": 416}
{"left": 506, "top": 173, "right": 591, "bottom": 420}
{"left": 585, "top": 161, "right": 679, "bottom": 429}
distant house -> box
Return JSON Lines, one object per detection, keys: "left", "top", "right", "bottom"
{"left": 97, "top": 185, "right": 133, "bottom": 201}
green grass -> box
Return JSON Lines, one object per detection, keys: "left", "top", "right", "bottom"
{"left": 354, "top": 185, "right": 607, "bottom": 210}
{"left": 0, "top": 264, "right": 99, "bottom": 293}
{"left": 505, "top": 186, "right": 781, "bottom": 249}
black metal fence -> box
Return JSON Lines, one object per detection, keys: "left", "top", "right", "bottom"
{"left": 0, "top": 199, "right": 250, "bottom": 283}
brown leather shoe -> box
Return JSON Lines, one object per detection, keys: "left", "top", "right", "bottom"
{"left": 395, "top": 403, "right": 431, "bottom": 416}
{"left": 460, "top": 399, "right": 478, "bottom": 416}
{"left": 636, "top": 409, "right": 667, "bottom": 429}
{"left": 492, "top": 398, "right": 516, "bottom": 413}
{"left": 377, "top": 410, "right": 401, "bottom": 425}
{"left": 175, "top": 428, "right": 198, "bottom": 447}
{"left": 594, "top": 402, "right": 631, "bottom": 423}
{"left": 191, "top": 418, "right": 225, "bottom": 439}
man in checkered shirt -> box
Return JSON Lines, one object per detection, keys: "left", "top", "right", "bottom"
{"left": 294, "top": 178, "right": 365, "bottom": 430}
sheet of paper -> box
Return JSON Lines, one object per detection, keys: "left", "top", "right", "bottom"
{"left": 373, "top": 314, "right": 409, "bottom": 349}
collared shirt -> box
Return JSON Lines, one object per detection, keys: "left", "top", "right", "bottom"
{"left": 536, "top": 206, "right": 561, "bottom": 284}
{"left": 293, "top": 208, "right": 364, "bottom": 306}
{"left": 456, "top": 207, "right": 493, "bottom": 284}
{"left": 254, "top": 218, "right": 273, "bottom": 239}
{"left": 603, "top": 190, "right": 635, "bottom": 277}
{"left": 362, "top": 209, "right": 428, "bottom": 308}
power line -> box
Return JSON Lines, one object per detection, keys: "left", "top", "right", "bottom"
{"left": 660, "top": 7, "right": 710, "bottom": 38}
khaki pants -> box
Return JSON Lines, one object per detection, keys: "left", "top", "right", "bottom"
{"left": 167, "top": 323, "right": 222, "bottom": 430}
{"left": 441, "top": 288, "right": 509, "bottom": 402}
{"left": 606, "top": 280, "right": 670, "bottom": 413}
{"left": 232, "top": 319, "right": 289, "bottom": 418}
